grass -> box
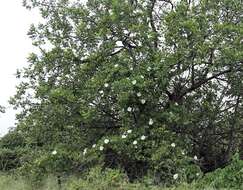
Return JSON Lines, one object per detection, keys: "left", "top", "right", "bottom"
{"left": 0, "top": 174, "right": 60, "bottom": 190}
{"left": 0, "top": 174, "right": 237, "bottom": 190}
{"left": 0, "top": 175, "right": 194, "bottom": 190}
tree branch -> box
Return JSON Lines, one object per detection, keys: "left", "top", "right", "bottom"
{"left": 180, "top": 68, "right": 234, "bottom": 98}
{"left": 148, "top": 0, "right": 158, "bottom": 49}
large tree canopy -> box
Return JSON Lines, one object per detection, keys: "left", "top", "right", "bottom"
{"left": 10, "top": 0, "right": 243, "bottom": 175}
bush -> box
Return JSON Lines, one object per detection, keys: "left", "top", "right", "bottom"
{"left": 83, "top": 126, "right": 201, "bottom": 186}
{"left": 0, "top": 130, "right": 27, "bottom": 172}
{"left": 66, "top": 167, "right": 170, "bottom": 190}
{"left": 0, "top": 148, "right": 26, "bottom": 171}
{"left": 0, "top": 131, "right": 26, "bottom": 149}
{"left": 197, "top": 153, "right": 243, "bottom": 189}
{"left": 15, "top": 145, "right": 82, "bottom": 186}
{"left": 150, "top": 141, "right": 201, "bottom": 185}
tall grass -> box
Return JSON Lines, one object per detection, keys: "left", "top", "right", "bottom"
{"left": 0, "top": 175, "right": 29, "bottom": 190}
{"left": 0, "top": 174, "right": 222, "bottom": 190}
{"left": 0, "top": 174, "right": 61, "bottom": 190}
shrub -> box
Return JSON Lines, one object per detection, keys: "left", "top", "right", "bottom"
{"left": 0, "top": 131, "right": 26, "bottom": 149}
{"left": 82, "top": 126, "right": 201, "bottom": 186}
{"left": 14, "top": 144, "right": 82, "bottom": 187}
{"left": 0, "top": 148, "right": 27, "bottom": 171}
{"left": 66, "top": 167, "right": 173, "bottom": 190}
{"left": 149, "top": 142, "right": 201, "bottom": 186}
{"left": 197, "top": 153, "right": 243, "bottom": 189}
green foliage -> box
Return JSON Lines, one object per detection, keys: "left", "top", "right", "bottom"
{"left": 0, "top": 148, "right": 25, "bottom": 171}
{"left": 4, "top": 0, "right": 243, "bottom": 187}
{"left": 81, "top": 126, "right": 201, "bottom": 185}
{"left": 0, "top": 174, "right": 30, "bottom": 190}
{"left": 0, "top": 131, "right": 27, "bottom": 171}
{"left": 197, "top": 154, "right": 243, "bottom": 189}
{"left": 65, "top": 167, "right": 198, "bottom": 190}
{"left": 14, "top": 144, "right": 83, "bottom": 186}
{"left": 151, "top": 144, "right": 201, "bottom": 185}
{"left": 0, "top": 174, "right": 61, "bottom": 190}
{"left": 0, "top": 172, "right": 223, "bottom": 190}
{"left": 0, "top": 131, "right": 26, "bottom": 149}
{"left": 66, "top": 167, "right": 130, "bottom": 190}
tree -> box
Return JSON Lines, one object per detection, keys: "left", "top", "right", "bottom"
{"left": 11, "top": 0, "right": 243, "bottom": 176}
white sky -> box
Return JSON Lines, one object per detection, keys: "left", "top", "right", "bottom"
{"left": 0, "top": 0, "right": 41, "bottom": 136}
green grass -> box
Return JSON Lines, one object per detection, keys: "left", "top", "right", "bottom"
{"left": 0, "top": 175, "right": 28, "bottom": 190}
{"left": 0, "top": 174, "right": 236, "bottom": 190}
{"left": 2, "top": 156, "right": 243, "bottom": 189}
{"left": 0, "top": 174, "right": 60, "bottom": 190}
{"left": 0, "top": 174, "right": 199, "bottom": 190}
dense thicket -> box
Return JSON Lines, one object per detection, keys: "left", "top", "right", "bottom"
{"left": 1, "top": 0, "right": 242, "bottom": 186}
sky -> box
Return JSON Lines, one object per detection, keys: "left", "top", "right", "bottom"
{"left": 0, "top": 0, "right": 41, "bottom": 136}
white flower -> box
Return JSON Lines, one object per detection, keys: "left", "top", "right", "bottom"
{"left": 147, "top": 66, "right": 151, "bottom": 71}
{"left": 173, "top": 173, "right": 178, "bottom": 180}
{"left": 137, "top": 92, "right": 142, "bottom": 97}
{"left": 141, "top": 99, "right": 146, "bottom": 104}
{"left": 142, "top": 1, "right": 147, "bottom": 6}
{"left": 181, "top": 151, "right": 185, "bottom": 155}
{"left": 108, "top": 9, "right": 113, "bottom": 14}
{"left": 196, "top": 173, "right": 200, "bottom": 176}
{"left": 83, "top": 148, "right": 87, "bottom": 155}
{"left": 127, "top": 129, "right": 132, "bottom": 134}
{"left": 92, "top": 144, "right": 96, "bottom": 148}
{"left": 114, "top": 64, "right": 119, "bottom": 68}
{"left": 104, "top": 83, "right": 109, "bottom": 88}
{"left": 149, "top": 118, "right": 154, "bottom": 125}
{"left": 133, "top": 140, "right": 138, "bottom": 145}
{"left": 140, "top": 75, "right": 144, "bottom": 79}
{"left": 127, "top": 107, "right": 132, "bottom": 112}
{"left": 130, "top": 67, "right": 133, "bottom": 71}
{"left": 104, "top": 139, "right": 109, "bottom": 144}
{"left": 194, "top": 155, "right": 198, "bottom": 160}
{"left": 140, "top": 135, "right": 146, "bottom": 140}
{"left": 171, "top": 143, "right": 176, "bottom": 148}
{"left": 99, "top": 90, "right": 104, "bottom": 94}
{"left": 99, "top": 146, "right": 104, "bottom": 151}
{"left": 124, "top": 30, "right": 129, "bottom": 34}
{"left": 67, "top": 125, "right": 74, "bottom": 129}
{"left": 122, "top": 134, "right": 127, "bottom": 139}
{"left": 52, "top": 150, "right": 57, "bottom": 155}
{"left": 132, "top": 80, "right": 137, "bottom": 85}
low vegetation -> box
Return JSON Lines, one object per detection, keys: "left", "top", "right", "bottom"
{"left": 1, "top": 155, "right": 243, "bottom": 189}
